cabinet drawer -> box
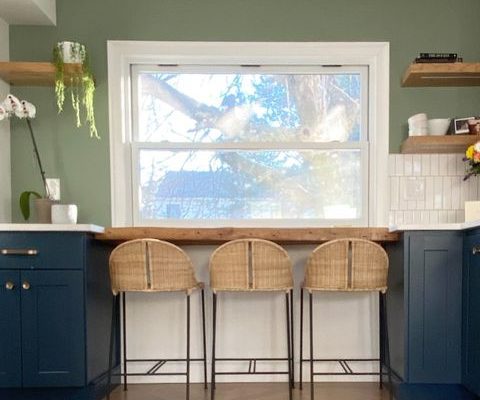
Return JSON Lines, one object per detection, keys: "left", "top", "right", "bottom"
{"left": 0, "top": 233, "right": 85, "bottom": 270}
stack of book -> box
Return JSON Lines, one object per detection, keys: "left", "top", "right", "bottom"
{"left": 414, "top": 53, "right": 463, "bottom": 63}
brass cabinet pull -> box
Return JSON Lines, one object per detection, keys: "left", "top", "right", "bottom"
{"left": 472, "top": 245, "right": 480, "bottom": 255}
{"left": 22, "top": 282, "right": 31, "bottom": 290}
{"left": 5, "top": 281, "right": 15, "bottom": 290}
{"left": 1, "top": 249, "right": 38, "bottom": 256}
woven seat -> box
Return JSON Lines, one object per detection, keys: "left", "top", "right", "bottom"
{"left": 209, "top": 239, "right": 294, "bottom": 400}
{"left": 299, "top": 238, "right": 392, "bottom": 400}
{"left": 106, "top": 239, "right": 207, "bottom": 400}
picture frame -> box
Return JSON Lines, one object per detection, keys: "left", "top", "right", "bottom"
{"left": 454, "top": 117, "right": 475, "bottom": 134}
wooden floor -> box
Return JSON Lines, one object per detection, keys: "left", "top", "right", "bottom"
{"left": 106, "top": 382, "right": 392, "bottom": 400}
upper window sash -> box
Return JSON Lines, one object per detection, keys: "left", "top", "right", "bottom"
{"left": 130, "top": 64, "right": 369, "bottom": 145}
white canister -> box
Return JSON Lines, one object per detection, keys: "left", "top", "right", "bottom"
{"left": 51, "top": 204, "right": 78, "bottom": 224}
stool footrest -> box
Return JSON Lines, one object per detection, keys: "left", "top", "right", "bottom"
{"left": 121, "top": 358, "right": 206, "bottom": 377}
{"left": 213, "top": 357, "right": 291, "bottom": 376}
{"left": 302, "top": 358, "right": 391, "bottom": 377}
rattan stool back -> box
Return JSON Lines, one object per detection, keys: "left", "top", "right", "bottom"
{"left": 209, "top": 238, "right": 293, "bottom": 292}
{"left": 109, "top": 238, "right": 201, "bottom": 295}
{"left": 304, "top": 238, "right": 388, "bottom": 293}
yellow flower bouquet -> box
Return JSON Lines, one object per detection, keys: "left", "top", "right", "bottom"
{"left": 464, "top": 142, "right": 480, "bottom": 180}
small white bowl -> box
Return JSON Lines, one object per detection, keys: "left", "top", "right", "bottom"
{"left": 428, "top": 118, "right": 451, "bottom": 135}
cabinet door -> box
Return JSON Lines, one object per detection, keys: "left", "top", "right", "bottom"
{"left": 21, "top": 270, "right": 86, "bottom": 387}
{"left": 407, "top": 232, "right": 462, "bottom": 383}
{"left": 0, "top": 270, "right": 21, "bottom": 387}
{"left": 463, "top": 233, "right": 480, "bottom": 395}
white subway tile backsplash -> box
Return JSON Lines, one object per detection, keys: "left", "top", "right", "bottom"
{"left": 451, "top": 177, "right": 461, "bottom": 209}
{"left": 430, "top": 154, "right": 439, "bottom": 175}
{"left": 438, "top": 211, "right": 449, "bottom": 223}
{"left": 422, "top": 154, "right": 431, "bottom": 176}
{"left": 425, "top": 177, "right": 434, "bottom": 209}
{"left": 448, "top": 211, "right": 457, "bottom": 223}
{"left": 412, "top": 211, "right": 422, "bottom": 224}
{"left": 421, "top": 210, "right": 430, "bottom": 224}
{"left": 434, "top": 177, "right": 443, "bottom": 209}
{"left": 404, "top": 155, "right": 413, "bottom": 176}
{"left": 389, "top": 153, "right": 479, "bottom": 225}
{"left": 404, "top": 210, "right": 413, "bottom": 224}
{"left": 395, "top": 211, "right": 404, "bottom": 225}
{"left": 395, "top": 155, "right": 404, "bottom": 176}
{"left": 442, "top": 177, "right": 452, "bottom": 209}
{"left": 388, "top": 155, "right": 396, "bottom": 176}
{"left": 412, "top": 155, "right": 422, "bottom": 176}
{"left": 390, "top": 177, "right": 399, "bottom": 210}
{"left": 447, "top": 154, "right": 458, "bottom": 176}
{"left": 457, "top": 156, "right": 466, "bottom": 176}
{"left": 438, "top": 154, "right": 449, "bottom": 176}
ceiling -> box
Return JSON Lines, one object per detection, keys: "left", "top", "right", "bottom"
{"left": 0, "top": 0, "right": 56, "bottom": 25}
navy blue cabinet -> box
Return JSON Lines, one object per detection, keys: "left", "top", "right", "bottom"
{"left": 0, "top": 232, "right": 115, "bottom": 399}
{"left": 462, "top": 229, "right": 480, "bottom": 396}
{"left": 0, "top": 270, "right": 21, "bottom": 387}
{"left": 386, "top": 231, "right": 463, "bottom": 384}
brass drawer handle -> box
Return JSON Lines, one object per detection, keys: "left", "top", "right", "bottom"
{"left": 472, "top": 245, "right": 480, "bottom": 255}
{"left": 22, "top": 282, "right": 31, "bottom": 290}
{"left": 1, "top": 249, "right": 38, "bottom": 256}
{"left": 5, "top": 281, "right": 15, "bottom": 290}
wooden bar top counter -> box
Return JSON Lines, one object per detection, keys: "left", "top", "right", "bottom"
{"left": 95, "top": 227, "right": 398, "bottom": 245}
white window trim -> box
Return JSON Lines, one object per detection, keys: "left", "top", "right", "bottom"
{"left": 107, "top": 41, "right": 389, "bottom": 227}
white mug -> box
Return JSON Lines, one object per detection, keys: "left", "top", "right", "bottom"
{"left": 51, "top": 204, "right": 78, "bottom": 224}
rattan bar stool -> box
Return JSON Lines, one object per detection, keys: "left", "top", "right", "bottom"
{"left": 299, "top": 238, "right": 392, "bottom": 400}
{"left": 209, "top": 239, "right": 294, "bottom": 400}
{"left": 106, "top": 239, "right": 207, "bottom": 400}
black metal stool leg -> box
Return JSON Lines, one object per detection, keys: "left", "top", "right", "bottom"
{"left": 300, "top": 288, "right": 304, "bottom": 390}
{"left": 382, "top": 292, "right": 393, "bottom": 400}
{"left": 107, "top": 295, "right": 117, "bottom": 400}
{"left": 211, "top": 292, "right": 217, "bottom": 400}
{"left": 201, "top": 288, "right": 208, "bottom": 389}
{"left": 309, "top": 292, "right": 314, "bottom": 400}
{"left": 290, "top": 289, "right": 295, "bottom": 389}
{"left": 299, "top": 288, "right": 303, "bottom": 390}
{"left": 379, "top": 292, "right": 384, "bottom": 389}
{"left": 186, "top": 294, "right": 191, "bottom": 400}
{"left": 122, "top": 292, "right": 127, "bottom": 391}
{"left": 285, "top": 292, "right": 293, "bottom": 400}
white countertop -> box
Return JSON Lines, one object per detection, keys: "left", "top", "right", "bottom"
{"left": 0, "top": 224, "right": 104, "bottom": 233}
{"left": 389, "top": 220, "right": 480, "bottom": 232}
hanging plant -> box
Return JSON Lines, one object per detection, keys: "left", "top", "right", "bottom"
{"left": 53, "top": 41, "right": 99, "bottom": 138}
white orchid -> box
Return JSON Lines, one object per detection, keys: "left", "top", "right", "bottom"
{"left": 1, "top": 94, "right": 36, "bottom": 119}
{"left": 0, "top": 94, "right": 49, "bottom": 218}
{"left": 3, "top": 94, "right": 21, "bottom": 114}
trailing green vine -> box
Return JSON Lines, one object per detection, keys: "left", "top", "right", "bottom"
{"left": 53, "top": 45, "right": 65, "bottom": 113}
{"left": 53, "top": 42, "right": 99, "bottom": 139}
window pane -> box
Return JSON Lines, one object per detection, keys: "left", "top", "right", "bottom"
{"left": 138, "top": 149, "right": 362, "bottom": 221}
{"left": 136, "top": 72, "right": 362, "bottom": 143}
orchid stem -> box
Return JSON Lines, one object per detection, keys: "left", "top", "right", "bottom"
{"left": 25, "top": 118, "right": 50, "bottom": 199}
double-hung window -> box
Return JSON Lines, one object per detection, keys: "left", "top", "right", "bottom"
{"left": 108, "top": 42, "right": 389, "bottom": 227}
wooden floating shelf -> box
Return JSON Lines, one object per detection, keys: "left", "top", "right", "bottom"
{"left": 95, "top": 227, "right": 399, "bottom": 244}
{"left": 0, "top": 61, "right": 83, "bottom": 86}
{"left": 401, "top": 135, "right": 479, "bottom": 154}
{"left": 402, "top": 62, "right": 480, "bottom": 87}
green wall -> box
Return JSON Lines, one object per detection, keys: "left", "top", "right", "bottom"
{"left": 9, "top": 0, "right": 480, "bottom": 226}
